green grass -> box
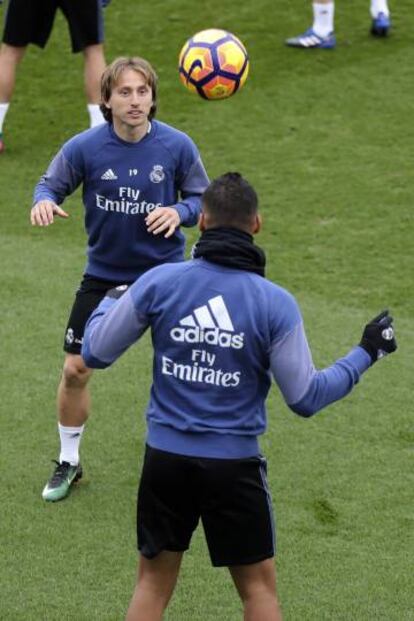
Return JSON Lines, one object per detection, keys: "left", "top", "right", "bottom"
{"left": 1, "top": 1, "right": 413, "bottom": 619}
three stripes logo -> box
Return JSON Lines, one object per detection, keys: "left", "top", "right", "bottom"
{"left": 296, "top": 33, "right": 323, "bottom": 47}
{"left": 101, "top": 168, "right": 118, "bottom": 180}
{"left": 170, "top": 295, "right": 244, "bottom": 349}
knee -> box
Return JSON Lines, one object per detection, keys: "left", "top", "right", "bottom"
{"left": 62, "top": 356, "right": 92, "bottom": 389}
{"left": 0, "top": 43, "right": 26, "bottom": 64}
{"left": 234, "top": 562, "right": 278, "bottom": 605}
{"left": 239, "top": 581, "right": 276, "bottom": 605}
{"left": 83, "top": 44, "right": 105, "bottom": 62}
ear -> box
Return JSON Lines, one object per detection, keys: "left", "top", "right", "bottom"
{"left": 252, "top": 214, "right": 262, "bottom": 234}
{"left": 198, "top": 212, "right": 206, "bottom": 231}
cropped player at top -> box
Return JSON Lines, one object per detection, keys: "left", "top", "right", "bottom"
{"left": 0, "top": 0, "right": 110, "bottom": 152}
{"left": 285, "top": 0, "right": 391, "bottom": 49}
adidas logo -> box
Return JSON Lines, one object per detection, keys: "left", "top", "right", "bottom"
{"left": 101, "top": 168, "right": 118, "bottom": 180}
{"left": 170, "top": 295, "right": 244, "bottom": 349}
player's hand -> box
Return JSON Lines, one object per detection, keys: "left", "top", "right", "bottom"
{"left": 145, "top": 206, "right": 180, "bottom": 238}
{"left": 106, "top": 285, "right": 129, "bottom": 300}
{"left": 359, "top": 310, "right": 397, "bottom": 362}
{"left": 30, "top": 200, "right": 69, "bottom": 226}
{"left": 101, "top": 0, "right": 111, "bottom": 7}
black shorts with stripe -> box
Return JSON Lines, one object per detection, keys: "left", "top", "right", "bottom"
{"left": 137, "top": 445, "right": 276, "bottom": 567}
{"left": 63, "top": 274, "right": 130, "bottom": 355}
{"left": 3, "top": 0, "right": 104, "bottom": 53}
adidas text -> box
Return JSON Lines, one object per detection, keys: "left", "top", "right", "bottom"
{"left": 170, "top": 326, "right": 244, "bottom": 349}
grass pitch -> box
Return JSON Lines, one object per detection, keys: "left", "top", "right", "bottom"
{"left": 1, "top": 1, "right": 413, "bottom": 619}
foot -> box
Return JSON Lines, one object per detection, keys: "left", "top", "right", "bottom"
{"left": 42, "top": 460, "right": 83, "bottom": 502}
{"left": 285, "top": 28, "right": 336, "bottom": 49}
{"left": 0, "top": 134, "right": 4, "bottom": 153}
{"left": 371, "top": 12, "right": 391, "bottom": 36}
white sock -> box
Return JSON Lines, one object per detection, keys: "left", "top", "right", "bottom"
{"left": 0, "top": 103, "right": 10, "bottom": 133}
{"left": 87, "top": 103, "right": 106, "bottom": 128}
{"left": 59, "top": 423, "right": 85, "bottom": 465}
{"left": 370, "top": 0, "right": 389, "bottom": 18}
{"left": 312, "top": 2, "right": 335, "bottom": 37}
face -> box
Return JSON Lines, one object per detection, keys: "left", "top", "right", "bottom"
{"left": 106, "top": 68, "right": 153, "bottom": 128}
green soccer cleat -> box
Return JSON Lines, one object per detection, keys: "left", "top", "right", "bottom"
{"left": 42, "top": 460, "right": 83, "bottom": 502}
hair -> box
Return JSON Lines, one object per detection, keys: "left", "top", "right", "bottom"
{"left": 202, "top": 172, "right": 258, "bottom": 228}
{"left": 100, "top": 57, "right": 158, "bottom": 123}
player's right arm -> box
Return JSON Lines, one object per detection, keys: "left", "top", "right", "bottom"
{"left": 81, "top": 276, "right": 156, "bottom": 368}
{"left": 31, "top": 139, "right": 84, "bottom": 226}
{"left": 31, "top": 200, "right": 69, "bottom": 226}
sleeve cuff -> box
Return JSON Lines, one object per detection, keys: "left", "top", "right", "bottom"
{"left": 174, "top": 202, "right": 188, "bottom": 224}
{"left": 350, "top": 345, "right": 373, "bottom": 372}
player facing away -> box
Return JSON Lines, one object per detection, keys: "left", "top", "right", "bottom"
{"left": 285, "top": 0, "right": 391, "bottom": 49}
{"left": 0, "top": 0, "right": 110, "bottom": 153}
{"left": 82, "top": 173, "right": 397, "bottom": 621}
{"left": 31, "top": 56, "right": 209, "bottom": 502}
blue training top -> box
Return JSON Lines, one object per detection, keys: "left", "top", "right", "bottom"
{"left": 82, "top": 258, "right": 372, "bottom": 459}
{"left": 33, "top": 121, "right": 209, "bottom": 282}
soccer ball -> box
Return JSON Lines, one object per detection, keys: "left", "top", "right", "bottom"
{"left": 178, "top": 29, "right": 249, "bottom": 100}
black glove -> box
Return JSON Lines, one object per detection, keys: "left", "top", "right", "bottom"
{"left": 106, "top": 284, "right": 129, "bottom": 300}
{"left": 359, "top": 309, "right": 397, "bottom": 363}
{"left": 101, "top": 0, "right": 111, "bottom": 7}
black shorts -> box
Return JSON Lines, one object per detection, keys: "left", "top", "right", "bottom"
{"left": 3, "top": 0, "right": 104, "bottom": 52}
{"left": 63, "top": 274, "right": 129, "bottom": 355}
{"left": 137, "top": 445, "right": 276, "bottom": 567}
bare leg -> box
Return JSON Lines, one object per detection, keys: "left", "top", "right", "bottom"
{"left": 57, "top": 354, "right": 93, "bottom": 427}
{"left": 229, "top": 558, "right": 283, "bottom": 621}
{"left": 0, "top": 43, "right": 26, "bottom": 102}
{"left": 0, "top": 43, "right": 26, "bottom": 146}
{"left": 82, "top": 43, "right": 106, "bottom": 103}
{"left": 126, "top": 552, "right": 183, "bottom": 621}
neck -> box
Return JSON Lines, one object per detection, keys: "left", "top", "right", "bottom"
{"left": 205, "top": 224, "right": 253, "bottom": 236}
{"left": 193, "top": 228, "right": 266, "bottom": 277}
{"left": 112, "top": 118, "right": 150, "bottom": 143}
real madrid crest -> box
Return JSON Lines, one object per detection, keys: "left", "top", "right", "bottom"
{"left": 149, "top": 165, "right": 165, "bottom": 183}
{"left": 65, "top": 328, "right": 74, "bottom": 345}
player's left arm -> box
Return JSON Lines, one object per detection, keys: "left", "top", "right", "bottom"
{"left": 145, "top": 205, "right": 182, "bottom": 239}
{"left": 272, "top": 322, "right": 372, "bottom": 417}
{"left": 145, "top": 141, "right": 209, "bottom": 238}
{"left": 174, "top": 154, "right": 210, "bottom": 226}
{"left": 269, "top": 295, "right": 397, "bottom": 417}
{"left": 82, "top": 286, "right": 149, "bottom": 369}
